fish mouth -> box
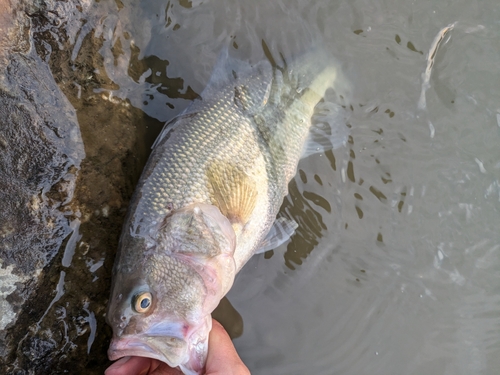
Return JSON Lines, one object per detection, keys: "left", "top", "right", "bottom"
{"left": 108, "top": 337, "right": 181, "bottom": 367}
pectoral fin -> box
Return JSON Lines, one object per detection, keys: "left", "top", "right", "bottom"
{"left": 206, "top": 162, "right": 258, "bottom": 226}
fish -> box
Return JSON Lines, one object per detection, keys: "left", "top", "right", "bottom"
{"left": 106, "top": 46, "right": 349, "bottom": 375}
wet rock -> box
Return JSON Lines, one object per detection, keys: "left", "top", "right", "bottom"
{"left": 0, "top": 0, "right": 160, "bottom": 373}
{"left": 0, "top": 0, "right": 84, "bottom": 356}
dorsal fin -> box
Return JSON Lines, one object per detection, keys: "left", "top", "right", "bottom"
{"left": 152, "top": 47, "right": 273, "bottom": 149}
{"left": 202, "top": 46, "right": 273, "bottom": 114}
{"left": 151, "top": 112, "right": 197, "bottom": 149}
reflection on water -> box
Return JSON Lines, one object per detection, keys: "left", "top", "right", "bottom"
{"left": 281, "top": 178, "right": 333, "bottom": 270}
{"left": 2, "top": 0, "right": 500, "bottom": 373}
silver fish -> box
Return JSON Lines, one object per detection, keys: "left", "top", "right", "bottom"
{"left": 106, "top": 47, "right": 347, "bottom": 374}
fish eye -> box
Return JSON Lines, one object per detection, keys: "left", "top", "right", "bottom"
{"left": 133, "top": 292, "right": 152, "bottom": 313}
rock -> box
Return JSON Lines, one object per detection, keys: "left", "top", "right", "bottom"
{"left": 0, "top": 0, "right": 84, "bottom": 358}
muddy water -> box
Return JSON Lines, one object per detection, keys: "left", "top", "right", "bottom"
{"left": 1, "top": 0, "right": 499, "bottom": 374}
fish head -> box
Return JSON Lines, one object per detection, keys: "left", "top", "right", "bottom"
{"left": 106, "top": 203, "right": 237, "bottom": 374}
{"left": 106, "top": 273, "right": 210, "bottom": 373}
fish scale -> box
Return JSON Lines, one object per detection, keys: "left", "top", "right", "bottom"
{"left": 136, "top": 87, "right": 263, "bottom": 236}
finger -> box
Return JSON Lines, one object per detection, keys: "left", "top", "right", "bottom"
{"left": 105, "top": 356, "right": 163, "bottom": 375}
{"left": 106, "top": 355, "right": 186, "bottom": 375}
{"left": 206, "top": 320, "right": 250, "bottom": 375}
{"left": 104, "top": 357, "right": 176, "bottom": 375}
{"left": 151, "top": 362, "right": 184, "bottom": 375}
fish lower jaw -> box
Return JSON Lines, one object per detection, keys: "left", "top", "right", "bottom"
{"left": 108, "top": 339, "right": 204, "bottom": 375}
{"left": 108, "top": 338, "right": 182, "bottom": 368}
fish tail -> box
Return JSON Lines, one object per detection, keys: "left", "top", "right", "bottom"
{"left": 290, "top": 48, "right": 350, "bottom": 107}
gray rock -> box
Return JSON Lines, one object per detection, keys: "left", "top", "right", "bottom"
{"left": 0, "top": 0, "right": 84, "bottom": 365}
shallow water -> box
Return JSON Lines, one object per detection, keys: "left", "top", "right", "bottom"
{"left": 3, "top": 0, "right": 500, "bottom": 373}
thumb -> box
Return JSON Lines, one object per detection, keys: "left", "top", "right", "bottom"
{"left": 205, "top": 319, "right": 250, "bottom": 375}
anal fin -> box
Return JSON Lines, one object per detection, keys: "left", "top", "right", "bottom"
{"left": 255, "top": 217, "right": 298, "bottom": 254}
{"left": 302, "top": 101, "right": 350, "bottom": 158}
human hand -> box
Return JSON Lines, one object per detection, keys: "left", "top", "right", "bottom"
{"left": 105, "top": 319, "right": 250, "bottom": 375}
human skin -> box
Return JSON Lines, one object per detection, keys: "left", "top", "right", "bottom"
{"left": 105, "top": 319, "right": 250, "bottom": 375}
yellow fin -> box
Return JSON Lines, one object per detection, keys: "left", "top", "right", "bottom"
{"left": 206, "top": 162, "right": 258, "bottom": 225}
